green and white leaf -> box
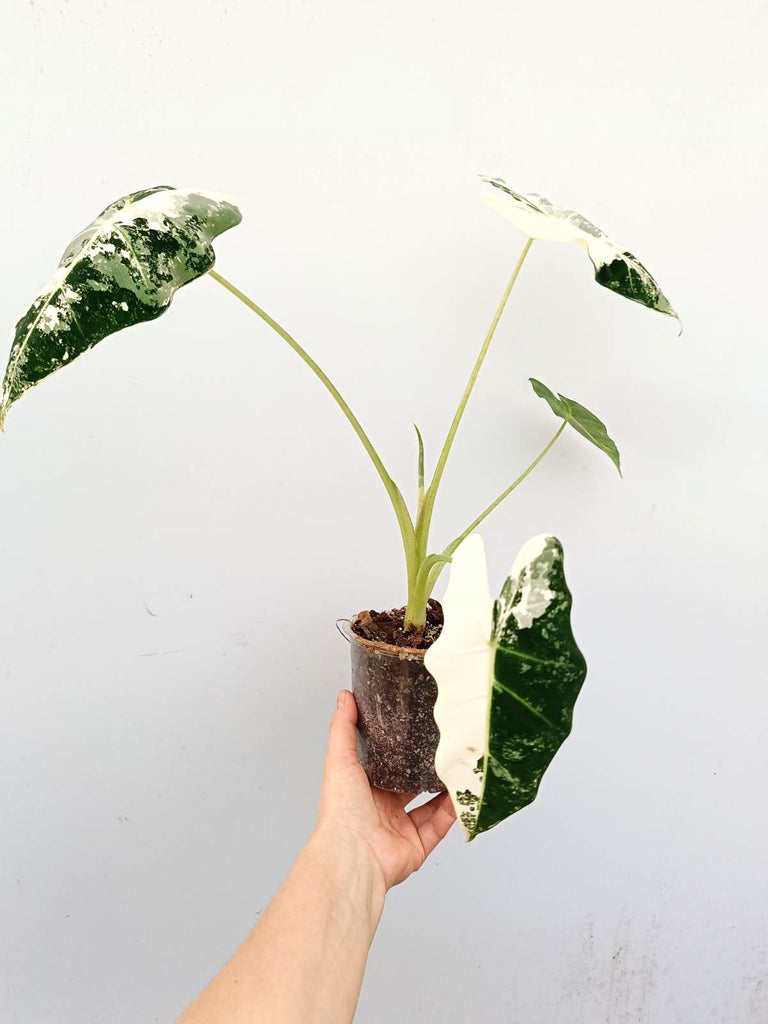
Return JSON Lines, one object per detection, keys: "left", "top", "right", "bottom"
{"left": 480, "top": 176, "right": 678, "bottom": 321}
{"left": 530, "top": 378, "right": 621, "bottom": 475}
{"left": 0, "top": 186, "right": 242, "bottom": 428}
{"left": 425, "top": 533, "right": 587, "bottom": 841}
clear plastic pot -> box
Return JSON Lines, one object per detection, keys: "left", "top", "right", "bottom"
{"left": 338, "top": 619, "right": 445, "bottom": 794}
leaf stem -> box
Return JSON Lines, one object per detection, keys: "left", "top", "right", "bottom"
{"left": 430, "top": 420, "right": 566, "bottom": 587}
{"left": 207, "top": 268, "right": 418, "bottom": 583}
{"left": 413, "top": 553, "right": 452, "bottom": 595}
{"left": 414, "top": 238, "right": 534, "bottom": 561}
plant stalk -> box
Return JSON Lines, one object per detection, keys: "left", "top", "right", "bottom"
{"left": 421, "top": 420, "right": 567, "bottom": 598}
{"left": 403, "top": 239, "right": 534, "bottom": 627}
{"left": 208, "top": 269, "right": 418, "bottom": 591}
{"left": 413, "top": 239, "right": 534, "bottom": 567}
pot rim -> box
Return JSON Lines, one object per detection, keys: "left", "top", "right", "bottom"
{"left": 336, "top": 617, "right": 428, "bottom": 661}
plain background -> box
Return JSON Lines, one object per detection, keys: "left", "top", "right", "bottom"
{"left": 1, "top": 1, "right": 766, "bottom": 1021}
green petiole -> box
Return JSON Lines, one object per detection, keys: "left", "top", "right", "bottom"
{"left": 210, "top": 246, "right": 561, "bottom": 631}
{"left": 207, "top": 268, "right": 418, "bottom": 593}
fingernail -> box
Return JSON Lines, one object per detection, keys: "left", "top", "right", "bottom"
{"left": 336, "top": 689, "right": 347, "bottom": 709}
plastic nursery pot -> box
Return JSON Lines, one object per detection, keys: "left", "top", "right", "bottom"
{"left": 337, "top": 619, "right": 445, "bottom": 795}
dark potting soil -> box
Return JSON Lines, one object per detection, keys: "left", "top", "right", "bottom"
{"left": 350, "top": 598, "right": 444, "bottom": 650}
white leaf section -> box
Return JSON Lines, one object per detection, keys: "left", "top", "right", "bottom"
{"left": 481, "top": 183, "right": 618, "bottom": 265}
{"left": 479, "top": 175, "right": 678, "bottom": 321}
{"left": 507, "top": 533, "right": 556, "bottom": 629}
{"left": 425, "top": 534, "right": 494, "bottom": 838}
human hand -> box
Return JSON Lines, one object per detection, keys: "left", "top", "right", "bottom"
{"left": 314, "top": 689, "right": 456, "bottom": 893}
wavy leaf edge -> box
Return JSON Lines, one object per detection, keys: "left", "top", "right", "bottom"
{"left": 426, "top": 532, "right": 587, "bottom": 840}
{"left": 0, "top": 186, "right": 242, "bottom": 428}
{"left": 480, "top": 175, "right": 679, "bottom": 324}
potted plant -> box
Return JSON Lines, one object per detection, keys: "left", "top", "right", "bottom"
{"left": 0, "top": 178, "right": 677, "bottom": 839}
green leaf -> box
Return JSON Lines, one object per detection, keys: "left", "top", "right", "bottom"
{"left": 425, "top": 533, "right": 587, "bottom": 840}
{"left": 0, "top": 186, "right": 242, "bottom": 428}
{"left": 530, "top": 377, "right": 622, "bottom": 476}
{"left": 480, "top": 176, "right": 678, "bottom": 323}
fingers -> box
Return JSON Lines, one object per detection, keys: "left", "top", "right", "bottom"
{"left": 325, "top": 689, "right": 359, "bottom": 770}
{"left": 408, "top": 791, "right": 457, "bottom": 857}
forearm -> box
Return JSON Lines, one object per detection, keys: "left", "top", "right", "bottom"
{"left": 177, "top": 830, "right": 386, "bottom": 1024}
{"left": 177, "top": 688, "right": 456, "bottom": 1021}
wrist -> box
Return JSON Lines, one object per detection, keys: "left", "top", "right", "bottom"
{"left": 305, "top": 827, "right": 387, "bottom": 929}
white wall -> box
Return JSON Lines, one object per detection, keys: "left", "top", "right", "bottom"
{"left": 1, "top": 2, "right": 765, "bottom": 1021}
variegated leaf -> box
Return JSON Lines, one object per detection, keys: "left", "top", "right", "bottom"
{"left": 425, "top": 534, "right": 586, "bottom": 840}
{"left": 530, "top": 377, "right": 622, "bottom": 475}
{"left": 480, "top": 176, "right": 678, "bottom": 321}
{"left": 0, "top": 186, "right": 242, "bottom": 428}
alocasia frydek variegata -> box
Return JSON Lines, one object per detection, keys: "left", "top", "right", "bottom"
{"left": 1, "top": 178, "right": 676, "bottom": 836}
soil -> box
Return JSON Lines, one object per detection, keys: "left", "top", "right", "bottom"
{"left": 350, "top": 598, "right": 444, "bottom": 650}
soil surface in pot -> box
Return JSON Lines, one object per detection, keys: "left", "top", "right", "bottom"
{"left": 350, "top": 598, "right": 444, "bottom": 650}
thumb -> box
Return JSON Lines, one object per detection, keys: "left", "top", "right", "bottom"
{"left": 326, "top": 689, "right": 360, "bottom": 770}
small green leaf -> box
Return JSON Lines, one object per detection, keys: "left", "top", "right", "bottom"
{"left": 480, "top": 176, "right": 678, "bottom": 323}
{"left": 529, "top": 378, "right": 566, "bottom": 418}
{"left": 426, "top": 534, "right": 587, "bottom": 840}
{"left": 1, "top": 186, "right": 242, "bottom": 428}
{"left": 530, "top": 377, "right": 622, "bottom": 476}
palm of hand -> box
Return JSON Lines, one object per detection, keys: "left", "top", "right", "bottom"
{"left": 318, "top": 692, "right": 456, "bottom": 891}
{"left": 339, "top": 758, "right": 439, "bottom": 887}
